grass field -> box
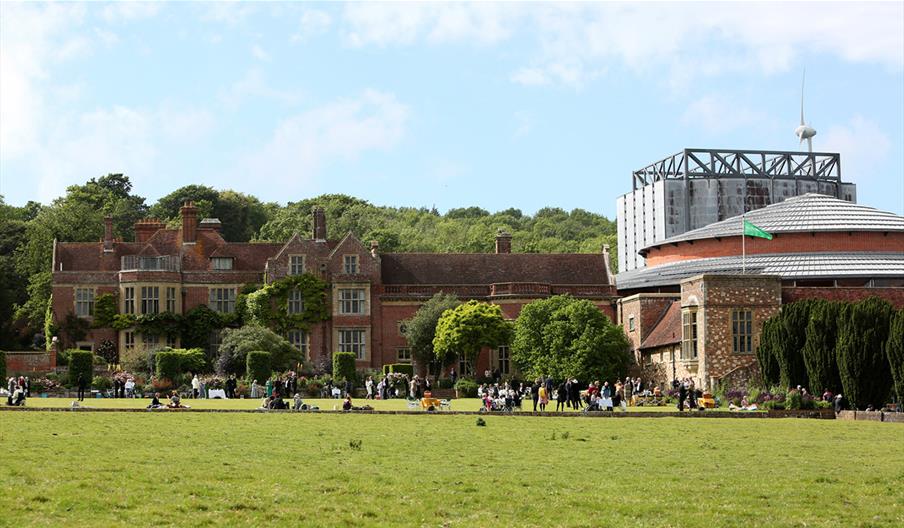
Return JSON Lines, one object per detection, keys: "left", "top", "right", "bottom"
{"left": 1, "top": 412, "right": 902, "bottom": 527}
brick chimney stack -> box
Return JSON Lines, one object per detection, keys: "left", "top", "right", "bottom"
{"left": 312, "top": 206, "right": 326, "bottom": 241}
{"left": 134, "top": 218, "right": 165, "bottom": 244}
{"left": 103, "top": 216, "right": 114, "bottom": 252}
{"left": 370, "top": 240, "right": 379, "bottom": 258}
{"left": 181, "top": 201, "right": 198, "bottom": 244}
{"left": 602, "top": 244, "right": 613, "bottom": 280}
{"left": 495, "top": 231, "right": 512, "bottom": 254}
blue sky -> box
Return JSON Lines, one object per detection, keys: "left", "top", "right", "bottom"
{"left": 1, "top": 2, "right": 902, "bottom": 218}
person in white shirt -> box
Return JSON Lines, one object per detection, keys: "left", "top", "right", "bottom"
{"left": 191, "top": 375, "right": 200, "bottom": 399}
{"left": 124, "top": 378, "right": 135, "bottom": 398}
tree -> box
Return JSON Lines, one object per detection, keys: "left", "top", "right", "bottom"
{"left": 755, "top": 317, "right": 782, "bottom": 387}
{"left": 775, "top": 300, "right": 814, "bottom": 389}
{"left": 836, "top": 298, "right": 894, "bottom": 409}
{"left": 511, "top": 295, "right": 631, "bottom": 383}
{"left": 802, "top": 300, "right": 842, "bottom": 395}
{"left": 403, "top": 292, "right": 460, "bottom": 373}
{"left": 433, "top": 300, "right": 511, "bottom": 372}
{"left": 150, "top": 185, "right": 274, "bottom": 242}
{"left": 216, "top": 325, "right": 298, "bottom": 375}
{"left": 885, "top": 309, "right": 904, "bottom": 404}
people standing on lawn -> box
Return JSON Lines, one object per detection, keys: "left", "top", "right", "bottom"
{"left": 530, "top": 379, "right": 539, "bottom": 412}
{"left": 125, "top": 377, "right": 135, "bottom": 398}
{"left": 8, "top": 376, "right": 16, "bottom": 395}
{"left": 265, "top": 378, "right": 273, "bottom": 398}
{"left": 365, "top": 376, "right": 374, "bottom": 399}
{"left": 225, "top": 375, "right": 237, "bottom": 399}
{"left": 538, "top": 383, "right": 548, "bottom": 412}
{"left": 449, "top": 368, "right": 457, "bottom": 386}
{"left": 190, "top": 374, "right": 200, "bottom": 399}
{"left": 250, "top": 379, "right": 260, "bottom": 399}
{"left": 77, "top": 373, "right": 87, "bottom": 402}
{"left": 677, "top": 379, "right": 688, "bottom": 411}
{"left": 556, "top": 381, "right": 567, "bottom": 412}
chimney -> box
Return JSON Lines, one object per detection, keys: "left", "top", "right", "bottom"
{"left": 312, "top": 206, "right": 326, "bottom": 241}
{"left": 135, "top": 218, "right": 165, "bottom": 244}
{"left": 495, "top": 230, "right": 512, "bottom": 254}
{"left": 199, "top": 218, "right": 222, "bottom": 234}
{"left": 370, "top": 240, "right": 379, "bottom": 258}
{"left": 103, "top": 216, "right": 114, "bottom": 252}
{"left": 181, "top": 201, "right": 198, "bottom": 244}
{"left": 602, "top": 244, "right": 613, "bottom": 280}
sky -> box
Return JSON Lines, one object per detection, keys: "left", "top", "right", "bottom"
{"left": 1, "top": 2, "right": 902, "bottom": 219}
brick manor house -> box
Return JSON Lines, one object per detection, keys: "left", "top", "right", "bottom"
{"left": 50, "top": 202, "right": 618, "bottom": 375}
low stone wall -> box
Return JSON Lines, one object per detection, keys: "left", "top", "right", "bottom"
{"left": 4, "top": 350, "right": 56, "bottom": 374}
{"left": 836, "top": 410, "right": 904, "bottom": 423}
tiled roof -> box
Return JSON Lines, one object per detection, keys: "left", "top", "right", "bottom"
{"left": 381, "top": 253, "right": 612, "bottom": 285}
{"left": 641, "top": 193, "right": 904, "bottom": 253}
{"left": 639, "top": 301, "right": 681, "bottom": 350}
{"left": 616, "top": 252, "right": 904, "bottom": 291}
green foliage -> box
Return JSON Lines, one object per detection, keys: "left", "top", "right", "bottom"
{"left": 836, "top": 298, "right": 894, "bottom": 409}
{"left": 178, "top": 348, "right": 208, "bottom": 374}
{"left": 96, "top": 339, "right": 118, "bottom": 365}
{"left": 333, "top": 352, "right": 357, "bottom": 382}
{"left": 60, "top": 314, "right": 89, "bottom": 347}
{"left": 135, "top": 312, "right": 182, "bottom": 338}
{"left": 454, "top": 378, "right": 479, "bottom": 397}
{"left": 776, "top": 301, "right": 814, "bottom": 389}
{"left": 433, "top": 300, "right": 512, "bottom": 370}
{"left": 216, "top": 325, "right": 298, "bottom": 375}
{"left": 802, "top": 301, "right": 842, "bottom": 394}
{"left": 511, "top": 295, "right": 631, "bottom": 382}
{"left": 14, "top": 271, "right": 52, "bottom": 332}
{"left": 155, "top": 350, "right": 183, "bottom": 380}
{"left": 403, "top": 292, "right": 460, "bottom": 371}
{"left": 44, "top": 300, "right": 56, "bottom": 351}
{"left": 246, "top": 351, "right": 271, "bottom": 384}
{"left": 381, "top": 363, "right": 414, "bottom": 377}
{"left": 68, "top": 350, "right": 94, "bottom": 387}
{"left": 0, "top": 350, "right": 5, "bottom": 380}
{"left": 181, "top": 305, "right": 230, "bottom": 350}
{"left": 886, "top": 310, "right": 904, "bottom": 404}
{"left": 245, "top": 274, "right": 330, "bottom": 333}
{"left": 756, "top": 317, "right": 781, "bottom": 387}
{"left": 149, "top": 185, "right": 273, "bottom": 242}
{"left": 111, "top": 314, "right": 136, "bottom": 331}
{"left": 92, "top": 376, "right": 112, "bottom": 391}
{"left": 92, "top": 293, "right": 118, "bottom": 328}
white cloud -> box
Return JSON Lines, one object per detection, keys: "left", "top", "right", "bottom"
{"left": 101, "top": 2, "right": 160, "bottom": 23}
{"left": 291, "top": 8, "right": 332, "bottom": 42}
{"left": 510, "top": 68, "right": 549, "bottom": 87}
{"left": 681, "top": 95, "right": 766, "bottom": 134}
{"left": 156, "top": 104, "right": 216, "bottom": 144}
{"left": 219, "top": 69, "right": 303, "bottom": 109}
{"left": 820, "top": 116, "right": 892, "bottom": 179}
{"left": 251, "top": 43, "right": 271, "bottom": 62}
{"left": 243, "top": 90, "right": 410, "bottom": 186}
{"left": 200, "top": 2, "right": 256, "bottom": 26}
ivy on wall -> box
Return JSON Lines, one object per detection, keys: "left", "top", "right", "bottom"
{"left": 92, "top": 293, "right": 118, "bottom": 328}
{"left": 245, "top": 273, "right": 330, "bottom": 334}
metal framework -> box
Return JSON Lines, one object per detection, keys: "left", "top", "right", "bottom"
{"left": 632, "top": 148, "right": 842, "bottom": 190}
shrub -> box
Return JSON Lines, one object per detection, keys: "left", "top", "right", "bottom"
{"left": 216, "top": 325, "right": 298, "bottom": 375}
{"left": 454, "top": 378, "right": 478, "bottom": 398}
{"left": 92, "top": 376, "right": 112, "bottom": 391}
{"left": 382, "top": 363, "right": 414, "bottom": 377}
{"left": 96, "top": 339, "right": 118, "bottom": 365}
{"left": 246, "top": 351, "right": 271, "bottom": 385}
{"left": 178, "top": 348, "right": 207, "bottom": 374}
{"left": 836, "top": 298, "right": 894, "bottom": 409}
{"left": 333, "top": 352, "right": 357, "bottom": 382}
{"left": 436, "top": 377, "right": 454, "bottom": 389}
{"left": 155, "top": 350, "right": 183, "bottom": 380}
{"left": 802, "top": 301, "right": 842, "bottom": 395}
{"left": 0, "top": 350, "right": 5, "bottom": 381}
{"left": 68, "top": 350, "right": 94, "bottom": 387}
{"left": 887, "top": 309, "right": 904, "bottom": 404}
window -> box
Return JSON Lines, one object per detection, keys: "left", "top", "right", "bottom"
{"left": 123, "top": 331, "right": 135, "bottom": 354}
{"left": 338, "top": 288, "right": 366, "bottom": 315}
{"left": 209, "top": 288, "right": 236, "bottom": 313}
{"left": 142, "top": 334, "right": 160, "bottom": 352}
{"left": 289, "top": 255, "right": 305, "bottom": 276}
{"left": 166, "top": 335, "right": 178, "bottom": 348}
{"left": 458, "top": 355, "right": 473, "bottom": 377}
{"left": 732, "top": 309, "right": 753, "bottom": 354}
{"left": 123, "top": 287, "right": 135, "bottom": 315}
{"left": 287, "top": 289, "right": 304, "bottom": 314}
{"left": 497, "top": 346, "right": 510, "bottom": 375}
{"left": 166, "top": 287, "right": 177, "bottom": 313}
{"left": 343, "top": 255, "right": 358, "bottom": 274}
{"left": 75, "top": 288, "right": 95, "bottom": 317}
{"left": 628, "top": 315, "right": 636, "bottom": 332}
{"left": 287, "top": 329, "right": 308, "bottom": 358}
{"left": 397, "top": 348, "right": 412, "bottom": 363}
{"left": 338, "top": 329, "right": 366, "bottom": 360}
{"left": 141, "top": 286, "right": 160, "bottom": 315}
{"left": 211, "top": 257, "right": 234, "bottom": 270}
{"left": 681, "top": 309, "right": 698, "bottom": 360}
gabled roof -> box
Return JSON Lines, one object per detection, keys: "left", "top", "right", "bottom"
{"left": 381, "top": 253, "right": 611, "bottom": 285}
{"left": 639, "top": 301, "right": 681, "bottom": 350}
{"left": 641, "top": 193, "right": 904, "bottom": 255}
{"left": 269, "top": 233, "right": 338, "bottom": 262}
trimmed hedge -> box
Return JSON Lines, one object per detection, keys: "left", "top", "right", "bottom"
{"left": 333, "top": 352, "right": 357, "bottom": 382}
{"left": 68, "top": 350, "right": 94, "bottom": 388}
{"left": 382, "top": 363, "right": 415, "bottom": 377}
{"left": 454, "top": 378, "right": 478, "bottom": 398}
{"left": 178, "top": 348, "right": 207, "bottom": 374}
{"left": 246, "top": 351, "right": 271, "bottom": 384}
{"left": 155, "top": 350, "right": 183, "bottom": 381}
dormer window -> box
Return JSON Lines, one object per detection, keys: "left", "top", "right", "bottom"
{"left": 211, "top": 257, "right": 234, "bottom": 270}
{"left": 344, "top": 255, "right": 358, "bottom": 274}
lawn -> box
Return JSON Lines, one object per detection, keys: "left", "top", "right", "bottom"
{"left": 1, "top": 412, "right": 901, "bottom": 527}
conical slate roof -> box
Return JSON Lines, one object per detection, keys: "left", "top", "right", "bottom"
{"left": 641, "top": 193, "right": 904, "bottom": 253}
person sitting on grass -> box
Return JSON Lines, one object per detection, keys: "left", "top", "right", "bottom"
{"left": 167, "top": 391, "right": 189, "bottom": 409}
{"left": 269, "top": 394, "right": 287, "bottom": 410}
{"left": 293, "top": 393, "right": 307, "bottom": 411}
{"left": 342, "top": 396, "right": 353, "bottom": 411}
{"left": 7, "top": 384, "right": 26, "bottom": 406}
{"left": 583, "top": 393, "right": 601, "bottom": 413}
{"left": 147, "top": 392, "right": 163, "bottom": 409}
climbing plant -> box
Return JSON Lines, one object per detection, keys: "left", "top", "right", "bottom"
{"left": 245, "top": 273, "right": 330, "bottom": 334}
{"left": 92, "top": 293, "right": 118, "bottom": 328}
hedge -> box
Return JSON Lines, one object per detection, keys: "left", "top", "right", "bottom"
{"left": 333, "top": 352, "right": 357, "bottom": 382}
{"left": 155, "top": 350, "right": 183, "bottom": 381}
{"left": 454, "top": 378, "right": 478, "bottom": 397}
{"left": 68, "top": 350, "right": 94, "bottom": 388}
{"left": 178, "top": 348, "right": 207, "bottom": 374}
{"left": 246, "top": 351, "right": 271, "bottom": 384}
{"left": 0, "top": 350, "right": 5, "bottom": 380}
{"left": 382, "top": 363, "right": 414, "bottom": 377}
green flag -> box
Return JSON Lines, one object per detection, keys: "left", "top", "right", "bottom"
{"left": 743, "top": 219, "right": 772, "bottom": 240}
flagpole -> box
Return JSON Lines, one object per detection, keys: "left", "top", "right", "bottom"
{"left": 742, "top": 214, "right": 746, "bottom": 274}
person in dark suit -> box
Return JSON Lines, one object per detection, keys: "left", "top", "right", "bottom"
{"left": 569, "top": 379, "right": 581, "bottom": 410}
{"left": 531, "top": 379, "right": 540, "bottom": 412}
{"left": 77, "top": 373, "right": 87, "bottom": 401}
{"left": 544, "top": 375, "right": 554, "bottom": 397}
{"left": 677, "top": 379, "right": 687, "bottom": 411}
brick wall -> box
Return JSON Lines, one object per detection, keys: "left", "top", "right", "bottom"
{"left": 782, "top": 287, "right": 904, "bottom": 308}
{"left": 617, "top": 294, "right": 679, "bottom": 362}
{"left": 4, "top": 351, "right": 56, "bottom": 374}
{"left": 645, "top": 231, "right": 904, "bottom": 266}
